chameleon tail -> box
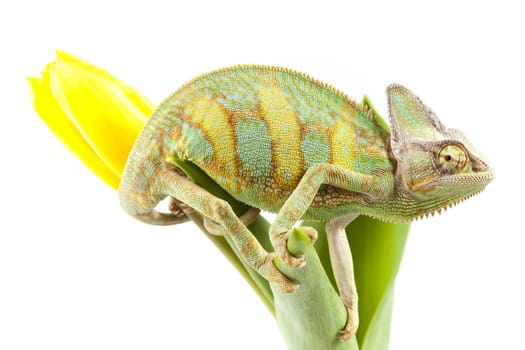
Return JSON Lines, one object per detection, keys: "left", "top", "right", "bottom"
{"left": 118, "top": 151, "right": 188, "bottom": 225}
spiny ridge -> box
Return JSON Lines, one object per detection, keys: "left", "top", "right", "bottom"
{"left": 414, "top": 189, "right": 484, "bottom": 221}
{"left": 171, "top": 64, "right": 378, "bottom": 123}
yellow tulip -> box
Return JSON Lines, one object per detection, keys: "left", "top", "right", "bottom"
{"left": 28, "top": 51, "right": 154, "bottom": 189}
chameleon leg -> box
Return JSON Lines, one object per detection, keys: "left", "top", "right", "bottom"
{"left": 326, "top": 214, "right": 359, "bottom": 341}
{"left": 270, "top": 163, "right": 392, "bottom": 268}
{"left": 203, "top": 207, "right": 261, "bottom": 236}
{"left": 159, "top": 171, "right": 298, "bottom": 292}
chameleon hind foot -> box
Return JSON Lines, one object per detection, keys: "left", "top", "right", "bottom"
{"left": 168, "top": 197, "right": 194, "bottom": 218}
{"left": 339, "top": 305, "right": 359, "bottom": 341}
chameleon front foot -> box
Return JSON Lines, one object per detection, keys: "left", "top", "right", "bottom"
{"left": 339, "top": 305, "right": 359, "bottom": 341}
{"left": 276, "top": 227, "right": 318, "bottom": 269}
{"left": 279, "top": 248, "right": 306, "bottom": 269}
{"left": 260, "top": 253, "right": 300, "bottom": 293}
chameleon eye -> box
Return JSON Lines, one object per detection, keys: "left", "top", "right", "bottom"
{"left": 437, "top": 144, "right": 468, "bottom": 172}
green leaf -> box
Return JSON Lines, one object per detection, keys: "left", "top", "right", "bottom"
{"left": 348, "top": 217, "right": 409, "bottom": 349}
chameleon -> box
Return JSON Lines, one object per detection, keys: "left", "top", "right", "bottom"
{"left": 118, "top": 65, "right": 494, "bottom": 340}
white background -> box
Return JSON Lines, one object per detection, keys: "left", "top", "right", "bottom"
{"left": 1, "top": 1, "right": 523, "bottom": 349}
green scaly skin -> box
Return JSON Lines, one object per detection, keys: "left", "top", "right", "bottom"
{"left": 118, "top": 65, "right": 494, "bottom": 340}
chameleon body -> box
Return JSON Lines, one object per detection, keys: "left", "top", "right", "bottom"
{"left": 119, "top": 65, "right": 494, "bottom": 340}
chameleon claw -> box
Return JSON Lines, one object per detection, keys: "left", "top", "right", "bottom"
{"left": 169, "top": 197, "right": 193, "bottom": 218}
{"left": 280, "top": 244, "right": 306, "bottom": 269}
{"left": 276, "top": 226, "right": 318, "bottom": 269}
{"left": 279, "top": 281, "right": 300, "bottom": 293}
{"left": 298, "top": 226, "right": 318, "bottom": 243}
{"left": 263, "top": 253, "right": 300, "bottom": 293}
{"left": 338, "top": 305, "right": 359, "bottom": 341}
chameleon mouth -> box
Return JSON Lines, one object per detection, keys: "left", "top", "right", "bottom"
{"left": 413, "top": 188, "right": 485, "bottom": 220}
{"left": 410, "top": 168, "right": 494, "bottom": 220}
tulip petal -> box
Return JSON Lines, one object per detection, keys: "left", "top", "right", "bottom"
{"left": 28, "top": 73, "right": 121, "bottom": 189}
{"left": 55, "top": 50, "right": 90, "bottom": 64}
{"left": 54, "top": 51, "right": 154, "bottom": 118}
{"left": 49, "top": 51, "right": 154, "bottom": 178}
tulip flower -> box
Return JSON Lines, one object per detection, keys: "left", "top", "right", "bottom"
{"left": 29, "top": 51, "right": 410, "bottom": 350}
{"left": 28, "top": 51, "right": 154, "bottom": 189}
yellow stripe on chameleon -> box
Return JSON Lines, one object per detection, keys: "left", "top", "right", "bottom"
{"left": 186, "top": 95, "right": 238, "bottom": 179}
{"left": 331, "top": 118, "right": 356, "bottom": 168}
{"left": 258, "top": 83, "right": 302, "bottom": 186}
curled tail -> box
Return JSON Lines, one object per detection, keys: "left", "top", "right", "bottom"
{"left": 119, "top": 166, "right": 189, "bottom": 225}
{"left": 118, "top": 120, "right": 188, "bottom": 225}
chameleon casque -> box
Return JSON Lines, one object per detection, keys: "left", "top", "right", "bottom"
{"left": 119, "top": 65, "right": 494, "bottom": 339}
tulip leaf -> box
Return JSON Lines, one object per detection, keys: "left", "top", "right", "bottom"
{"left": 347, "top": 209, "right": 410, "bottom": 348}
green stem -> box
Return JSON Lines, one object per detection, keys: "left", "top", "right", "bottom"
{"left": 273, "top": 228, "right": 359, "bottom": 350}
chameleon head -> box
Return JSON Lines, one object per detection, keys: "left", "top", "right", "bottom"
{"left": 386, "top": 84, "right": 494, "bottom": 220}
